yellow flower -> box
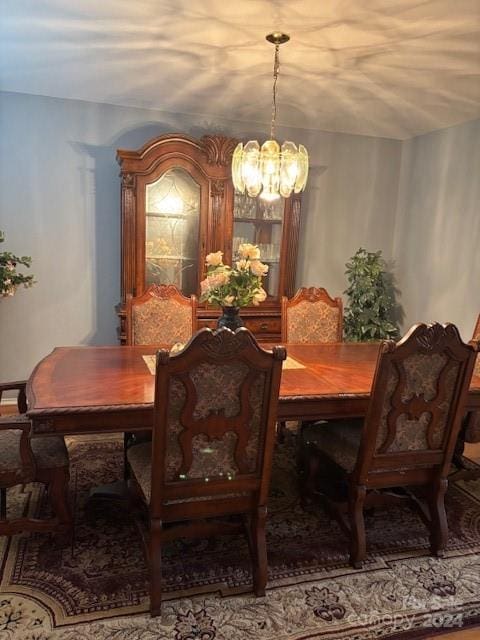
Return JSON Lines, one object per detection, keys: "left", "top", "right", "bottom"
{"left": 238, "top": 243, "right": 260, "bottom": 260}
{"left": 236, "top": 259, "right": 250, "bottom": 271}
{"left": 252, "top": 287, "right": 267, "bottom": 305}
{"left": 250, "top": 260, "right": 269, "bottom": 277}
{"left": 205, "top": 251, "right": 223, "bottom": 267}
{"left": 223, "top": 295, "right": 236, "bottom": 306}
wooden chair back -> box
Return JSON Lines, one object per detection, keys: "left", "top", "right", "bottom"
{"left": 126, "top": 284, "right": 197, "bottom": 346}
{"left": 354, "top": 323, "right": 477, "bottom": 486}
{"left": 472, "top": 313, "right": 480, "bottom": 377}
{"left": 281, "top": 287, "right": 343, "bottom": 343}
{"left": 464, "top": 313, "right": 480, "bottom": 443}
{"left": 150, "top": 327, "right": 286, "bottom": 522}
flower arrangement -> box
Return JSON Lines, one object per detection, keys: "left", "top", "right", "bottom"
{"left": 200, "top": 243, "right": 268, "bottom": 308}
{"left": 0, "top": 230, "right": 35, "bottom": 297}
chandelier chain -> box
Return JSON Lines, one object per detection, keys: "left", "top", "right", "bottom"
{"left": 270, "top": 44, "right": 280, "bottom": 140}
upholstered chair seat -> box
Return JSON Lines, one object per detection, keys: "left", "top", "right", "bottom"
{"left": 1, "top": 429, "right": 69, "bottom": 474}
{"left": 127, "top": 442, "right": 244, "bottom": 504}
{"left": 302, "top": 419, "right": 364, "bottom": 473}
{"left": 0, "top": 381, "right": 72, "bottom": 537}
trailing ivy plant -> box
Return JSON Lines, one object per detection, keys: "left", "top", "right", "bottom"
{"left": 343, "top": 248, "right": 398, "bottom": 342}
{"left": 0, "top": 230, "right": 35, "bottom": 297}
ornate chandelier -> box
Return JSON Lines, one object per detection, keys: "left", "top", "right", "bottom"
{"left": 232, "top": 32, "right": 309, "bottom": 201}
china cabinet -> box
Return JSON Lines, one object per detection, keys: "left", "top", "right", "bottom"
{"left": 116, "top": 133, "right": 302, "bottom": 342}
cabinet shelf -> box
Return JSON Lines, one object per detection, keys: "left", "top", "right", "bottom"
{"left": 146, "top": 211, "right": 196, "bottom": 220}
{"left": 146, "top": 255, "right": 194, "bottom": 261}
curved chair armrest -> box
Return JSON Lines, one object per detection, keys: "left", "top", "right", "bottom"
{"left": 0, "top": 414, "right": 36, "bottom": 483}
{"left": 0, "top": 380, "right": 27, "bottom": 414}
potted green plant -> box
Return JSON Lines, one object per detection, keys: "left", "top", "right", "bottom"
{"left": 344, "top": 247, "right": 398, "bottom": 341}
{"left": 0, "top": 230, "right": 35, "bottom": 297}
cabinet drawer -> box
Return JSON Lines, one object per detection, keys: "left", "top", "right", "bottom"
{"left": 197, "top": 319, "right": 218, "bottom": 330}
{"left": 197, "top": 316, "right": 280, "bottom": 338}
{"left": 243, "top": 318, "right": 281, "bottom": 335}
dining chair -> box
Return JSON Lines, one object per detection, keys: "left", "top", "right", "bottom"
{"left": 278, "top": 286, "right": 343, "bottom": 442}
{"left": 0, "top": 381, "right": 72, "bottom": 536}
{"left": 451, "top": 313, "right": 480, "bottom": 481}
{"left": 126, "top": 327, "right": 286, "bottom": 616}
{"left": 126, "top": 283, "right": 198, "bottom": 346}
{"left": 281, "top": 286, "right": 343, "bottom": 344}
{"left": 299, "top": 322, "right": 477, "bottom": 568}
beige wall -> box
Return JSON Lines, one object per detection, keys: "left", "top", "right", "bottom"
{"left": 1, "top": 91, "right": 477, "bottom": 384}
{"left": 0, "top": 92, "right": 402, "bottom": 381}
{"left": 393, "top": 119, "right": 480, "bottom": 340}
{"left": 296, "top": 132, "right": 402, "bottom": 297}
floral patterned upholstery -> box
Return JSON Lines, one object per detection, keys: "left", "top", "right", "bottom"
{"left": 375, "top": 352, "right": 459, "bottom": 454}
{"left": 0, "top": 431, "right": 68, "bottom": 475}
{"left": 164, "top": 362, "right": 265, "bottom": 482}
{"left": 132, "top": 296, "right": 193, "bottom": 345}
{"left": 32, "top": 436, "right": 69, "bottom": 469}
{"left": 286, "top": 300, "right": 341, "bottom": 343}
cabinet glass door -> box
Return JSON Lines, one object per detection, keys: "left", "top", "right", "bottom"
{"left": 145, "top": 168, "right": 200, "bottom": 296}
{"left": 233, "top": 193, "right": 284, "bottom": 298}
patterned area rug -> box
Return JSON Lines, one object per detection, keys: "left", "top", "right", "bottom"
{"left": 1, "top": 434, "right": 480, "bottom": 639}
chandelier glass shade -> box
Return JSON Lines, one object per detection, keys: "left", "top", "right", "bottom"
{"left": 232, "top": 33, "right": 309, "bottom": 201}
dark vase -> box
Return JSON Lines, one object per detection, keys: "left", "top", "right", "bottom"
{"left": 217, "top": 306, "right": 244, "bottom": 331}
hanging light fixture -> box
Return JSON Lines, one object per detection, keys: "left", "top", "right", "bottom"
{"left": 232, "top": 32, "right": 309, "bottom": 201}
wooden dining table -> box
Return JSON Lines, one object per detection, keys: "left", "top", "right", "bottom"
{"left": 26, "top": 342, "right": 480, "bottom": 436}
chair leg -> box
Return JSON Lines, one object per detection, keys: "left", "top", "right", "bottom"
{"left": 348, "top": 484, "right": 367, "bottom": 569}
{"left": 429, "top": 478, "right": 448, "bottom": 557}
{"left": 150, "top": 518, "right": 163, "bottom": 617}
{"left": 48, "top": 468, "right": 72, "bottom": 532}
{"left": 251, "top": 505, "right": 268, "bottom": 597}
{"left": 0, "top": 488, "right": 6, "bottom": 519}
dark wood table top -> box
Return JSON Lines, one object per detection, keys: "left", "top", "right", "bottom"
{"left": 26, "top": 343, "right": 480, "bottom": 433}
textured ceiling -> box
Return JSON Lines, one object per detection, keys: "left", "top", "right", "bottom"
{"left": 1, "top": 0, "right": 479, "bottom": 139}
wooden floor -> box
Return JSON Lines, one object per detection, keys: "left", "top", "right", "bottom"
{"left": 436, "top": 629, "right": 480, "bottom": 639}
{"left": 1, "top": 403, "right": 479, "bottom": 637}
